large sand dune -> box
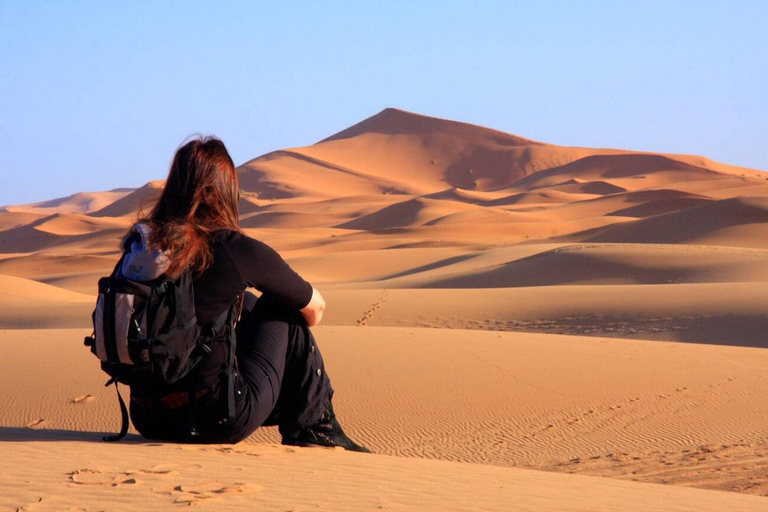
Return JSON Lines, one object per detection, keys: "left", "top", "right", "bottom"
{"left": 2, "top": 108, "right": 767, "bottom": 510}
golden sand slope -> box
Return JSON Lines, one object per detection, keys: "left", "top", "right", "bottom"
{"left": 0, "top": 275, "right": 93, "bottom": 328}
{"left": 5, "top": 441, "right": 768, "bottom": 512}
{"left": 4, "top": 440, "right": 767, "bottom": 512}
{"left": 2, "top": 327, "right": 767, "bottom": 508}
{"left": 2, "top": 109, "right": 768, "bottom": 508}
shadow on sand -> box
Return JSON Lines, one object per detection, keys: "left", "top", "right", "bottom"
{"left": 0, "top": 426, "right": 145, "bottom": 443}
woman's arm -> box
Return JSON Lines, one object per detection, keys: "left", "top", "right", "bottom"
{"left": 300, "top": 287, "right": 326, "bottom": 327}
{"left": 221, "top": 232, "right": 315, "bottom": 314}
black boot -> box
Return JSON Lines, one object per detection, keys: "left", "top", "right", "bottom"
{"left": 281, "top": 404, "right": 371, "bottom": 453}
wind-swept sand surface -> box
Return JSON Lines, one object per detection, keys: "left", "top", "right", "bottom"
{"left": 2, "top": 109, "right": 768, "bottom": 510}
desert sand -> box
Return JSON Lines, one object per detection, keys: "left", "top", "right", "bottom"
{"left": 2, "top": 108, "right": 767, "bottom": 510}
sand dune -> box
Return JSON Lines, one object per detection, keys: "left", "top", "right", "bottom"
{"left": 326, "top": 243, "right": 768, "bottom": 289}
{"left": 239, "top": 109, "right": 641, "bottom": 199}
{"left": 90, "top": 180, "right": 164, "bottom": 218}
{"left": 583, "top": 196, "right": 768, "bottom": 247}
{"left": 0, "top": 209, "right": 47, "bottom": 231}
{"left": 487, "top": 189, "right": 586, "bottom": 206}
{"left": 422, "top": 186, "right": 512, "bottom": 204}
{"left": 549, "top": 178, "right": 628, "bottom": 195}
{"left": 0, "top": 215, "right": 129, "bottom": 254}
{"left": 33, "top": 212, "right": 129, "bottom": 236}
{"left": 239, "top": 149, "right": 408, "bottom": 200}
{"left": 2, "top": 109, "right": 768, "bottom": 508}
{"left": 240, "top": 210, "right": 352, "bottom": 230}
{"left": 6, "top": 189, "right": 132, "bottom": 215}
{"left": 336, "top": 197, "right": 492, "bottom": 230}
{"left": 607, "top": 196, "right": 712, "bottom": 217}
{"left": 514, "top": 153, "right": 714, "bottom": 188}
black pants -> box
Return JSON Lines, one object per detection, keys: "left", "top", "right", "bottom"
{"left": 234, "top": 292, "right": 333, "bottom": 438}
{"left": 130, "top": 293, "right": 333, "bottom": 443}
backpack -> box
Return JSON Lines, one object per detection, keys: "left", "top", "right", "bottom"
{"left": 84, "top": 224, "right": 242, "bottom": 441}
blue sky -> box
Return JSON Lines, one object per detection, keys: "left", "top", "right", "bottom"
{"left": 1, "top": 1, "right": 766, "bottom": 206}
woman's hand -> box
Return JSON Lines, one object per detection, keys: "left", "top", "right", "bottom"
{"left": 300, "top": 287, "right": 326, "bottom": 327}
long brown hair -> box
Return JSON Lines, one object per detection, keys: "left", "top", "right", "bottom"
{"left": 132, "top": 136, "right": 240, "bottom": 278}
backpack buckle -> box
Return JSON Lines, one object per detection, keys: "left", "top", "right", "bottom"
{"left": 197, "top": 338, "right": 212, "bottom": 354}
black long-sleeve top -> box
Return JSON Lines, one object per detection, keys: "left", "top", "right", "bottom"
{"left": 194, "top": 230, "right": 313, "bottom": 326}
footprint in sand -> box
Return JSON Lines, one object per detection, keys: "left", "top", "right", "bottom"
{"left": 26, "top": 418, "right": 45, "bottom": 428}
{"left": 170, "top": 482, "right": 262, "bottom": 505}
{"left": 72, "top": 394, "right": 95, "bottom": 404}
{"left": 138, "top": 462, "right": 203, "bottom": 476}
{"left": 21, "top": 499, "right": 92, "bottom": 512}
{"left": 69, "top": 469, "right": 115, "bottom": 486}
{"left": 69, "top": 469, "right": 141, "bottom": 487}
{"left": 112, "top": 476, "right": 140, "bottom": 487}
{"left": 356, "top": 292, "right": 388, "bottom": 326}
{"left": 71, "top": 464, "right": 208, "bottom": 488}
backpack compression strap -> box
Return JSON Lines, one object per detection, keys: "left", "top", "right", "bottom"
{"left": 103, "top": 379, "right": 129, "bottom": 442}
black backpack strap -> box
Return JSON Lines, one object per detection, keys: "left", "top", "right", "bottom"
{"left": 186, "top": 362, "right": 204, "bottom": 438}
{"left": 206, "top": 292, "right": 243, "bottom": 421}
{"left": 233, "top": 290, "right": 246, "bottom": 329}
{"left": 153, "top": 279, "right": 189, "bottom": 331}
{"left": 103, "top": 380, "right": 129, "bottom": 442}
{"left": 225, "top": 322, "right": 237, "bottom": 420}
{"left": 173, "top": 276, "right": 186, "bottom": 330}
{"left": 184, "top": 292, "right": 244, "bottom": 433}
{"left": 225, "top": 291, "right": 245, "bottom": 419}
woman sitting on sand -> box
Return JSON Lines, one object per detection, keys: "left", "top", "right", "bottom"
{"left": 121, "top": 136, "right": 369, "bottom": 452}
